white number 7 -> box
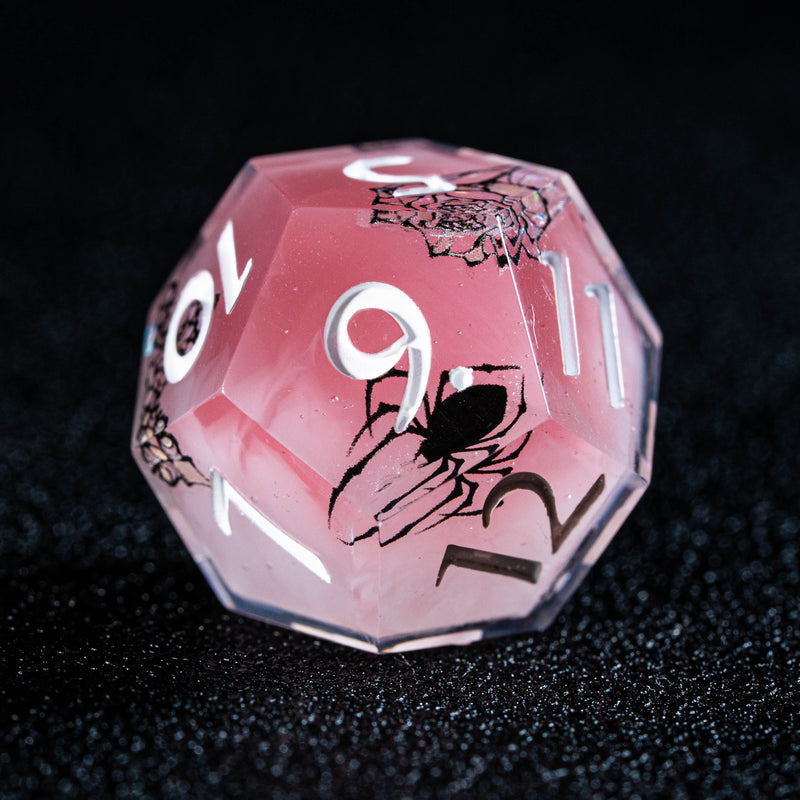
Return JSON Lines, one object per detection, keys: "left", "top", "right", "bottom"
{"left": 324, "top": 282, "right": 432, "bottom": 433}
{"left": 211, "top": 468, "right": 331, "bottom": 583}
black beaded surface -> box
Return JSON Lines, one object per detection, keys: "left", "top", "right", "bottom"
{"left": 2, "top": 6, "right": 798, "bottom": 799}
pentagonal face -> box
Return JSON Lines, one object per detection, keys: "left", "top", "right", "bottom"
{"left": 132, "top": 140, "right": 661, "bottom": 653}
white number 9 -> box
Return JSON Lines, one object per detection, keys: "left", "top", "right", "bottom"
{"left": 324, "top": 282, "right": 431, "bottom": 433}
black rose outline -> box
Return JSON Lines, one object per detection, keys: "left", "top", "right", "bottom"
{"left": 135, "top": 283, "right": 211, "bottom": 488}
{"left": 370, "top": 166, "right": 557, "bottom": 268}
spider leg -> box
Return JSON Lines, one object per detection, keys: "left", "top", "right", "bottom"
{"left": 434, "top": 367, "right": 452, "bottom": 408}
{"left": 349, "top": 526, "right": 379, "bottom": 545}
{"left": 329, "top": 427, "right": 399, "bottom": 523}
{"left": 468, "top": 430, "right": 533, "bottom": 475}
{"left": 416, "top": 469, "right": 483, "bottom": 534}
{"left": 377, "top": 429, "right": 533, "bottom": 543}
{"left": 376, "top": 456, "right": 454, "bottom": 518}
{"left": 380, "top": 457, "right": 472, "bottom": 545}
{"left": 414, "top": 432, "right": 534, "bottom": 533}
{"left": 372, "top": 418, "right": 523, "bottom": 523}
{"left": 429, "top": 431, "right": 534, "bottom": 529}
{"left": 471, "top": 363, "right": 522, "bottom": 376}
{"left": 353, "top": 368, "right": 432, "bottom": 451}
{"left": 349, "top": 400, "right": 401, "bottom": 454}
{"left": 422, "top": 396, "right": 433, "bottom": 430}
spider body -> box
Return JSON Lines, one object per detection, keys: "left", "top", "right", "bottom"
{"left": 414, "top": 383, "right": 508, "bottom": 463}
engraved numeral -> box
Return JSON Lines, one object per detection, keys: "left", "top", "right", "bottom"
{"left": 217, "top": 219, "right": 252, "bottom": 314}
{"left": 164, "top": 221, "right": 251, "bottom": 384}
{"left": 211, "top": 468, "right": 331, "bottom": 583}
{"left": 343, "top": 155, "right": 456, "bottom": 197}
{"left": 585, "top": 283, "right": 625, "bottom": 408}
{"left": 539, "top": 251, "right": 580, "bottom": 376}
{"left": 324, "top": 282, "right": 432, "bottom": 433}
{"left": 435, "top": 471, "right": 605, "bottom": 590}
{"left": 435, "top": 544, "right": 541, "bottom": 587}
{"left": 164, "top": 270, "right": 215, "bottom": 384}
{"left": 482, "top": 471, "right": 605, "bottom": 554}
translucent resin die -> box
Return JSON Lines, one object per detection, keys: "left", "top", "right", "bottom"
{"left": 131, "top": 141, "right": 661, "bottom": 653}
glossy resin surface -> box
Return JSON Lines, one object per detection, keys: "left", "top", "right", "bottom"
{"left": 132, "top": 141, "right": 661, "bottom": 652}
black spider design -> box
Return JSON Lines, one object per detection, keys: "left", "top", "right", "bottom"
{"left": 329, "top": 364, "right": 531, "bottom": 546}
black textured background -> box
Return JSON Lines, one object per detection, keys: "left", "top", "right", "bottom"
{"left": 2, "top": 6, "right": 798, "bottom": 799}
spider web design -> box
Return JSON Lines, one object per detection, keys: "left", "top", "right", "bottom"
{"left": 329, "top": 364, "right": 532, "bottom": 547}
{"left": 135, "top": 282, "right": 211, "bottom": 488}
{"left": 370, "top": 165, "right": 569, "bottom": 269}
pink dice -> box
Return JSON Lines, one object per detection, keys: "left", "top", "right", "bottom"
{"left": 132, "top": 141, "right": 661, "bottom": 652}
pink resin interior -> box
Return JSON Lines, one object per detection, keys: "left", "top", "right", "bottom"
{"left": 132, "top": 140, "right": 661, "bottom": 652}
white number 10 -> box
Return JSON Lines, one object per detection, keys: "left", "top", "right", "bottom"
{"left": 164, "top": 220, "right": 252, "bottom": 384}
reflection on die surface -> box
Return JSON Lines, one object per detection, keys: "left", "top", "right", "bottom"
{"left": 132, "top": 140, "right": 661, "bottom": 653}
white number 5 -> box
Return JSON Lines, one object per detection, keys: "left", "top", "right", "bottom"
{"left": 343, "top": 156, "right": 456, "bottom": 197}
{"left": 324, "top": 282, "right": 431, "bottom": 433}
